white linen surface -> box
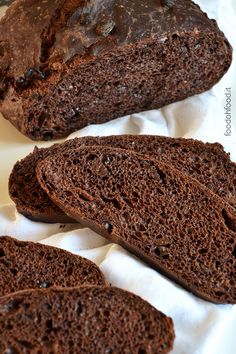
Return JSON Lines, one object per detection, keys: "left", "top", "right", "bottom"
{"left": 0, "top": 1, "right": 236, "bottom": 353}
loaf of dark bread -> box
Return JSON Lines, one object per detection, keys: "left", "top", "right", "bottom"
{"left": 0, "top": 236, "right": 106, "bottom": 297}
{"left": 0, "top": 0, "right": 232, "bottom": 140}
{"left": 37, "top": 146, "right": 236, "bottom": 303}
{"left": 9, "top": 135, "right": 236, "bottom": 223}
{"left": 0, "top": 286, "right": 175, "bottom": 353}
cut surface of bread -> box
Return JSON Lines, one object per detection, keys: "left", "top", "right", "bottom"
{"left": 0, "top": 236, "right": 106, "bottom": 297}
{"left": 0, "top": 286, "right": 175, "bottom": 354}
{"left": 9, "top": 135, "right": 236, "bottom": 223}
{"left": 37, "top": 146, "right": 236, "bottom": 303}
{"left": 0, "top": 0, "right": 232, "bottom": 140}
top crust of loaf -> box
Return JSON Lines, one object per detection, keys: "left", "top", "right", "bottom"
{"left": 0, "top": 286, "right": 175, "bottom": 354}
{"left": 0, "top": 0, "right": 222, "bottom": 80}
{"left": 0, "top": 236, "right": 106, "bottom": 297}
{"left": 0, "top": 1, "right": 232, "bottom": 140}
{"left": 36, "top": 146, "right": 236, "bottom": 304}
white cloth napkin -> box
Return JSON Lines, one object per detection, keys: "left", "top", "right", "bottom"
{"left": 0, "top": 1, "right": 236, "bottom": 353}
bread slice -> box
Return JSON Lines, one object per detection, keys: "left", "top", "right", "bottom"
{"left": 9, "top": 144, "right": 75, "bottom": 223}
{"left": 9, "top": 135, "right": 236, "bottom": 223}
{"left": 0, "top": 236, "right": 106, "bottom": 297}
{"left": 0, "top": 286, "right": 175, "bottom": 353}
{"left": 37, "top": 146, "right": 236, "bottom": 304}
{"left": 0, "top": 0, "right": 232, "bottom": 140}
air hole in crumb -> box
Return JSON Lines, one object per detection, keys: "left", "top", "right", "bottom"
{"left": 76, "top": 302, "right": 82, "bottom": 315}
{"left": 170, "top": 142, "right": 180, "bottom": 147}
{"left": 79, "top": 192, "right": 93, "bottom": 202}
{"left": 172, "top": 34, "right": 179, "bottom": 40}
{"left": 6, "top": 324, "right": 13, "bottom": 330}
{"left": 148, "top": 334, "right": 154, "bottom": 340}
{"left": 43, "top": 132, "right": 53, "bottom": 141}
{"left": 72, "top": 159, "right": 80, "bottom": 165}
{"left": 15, "top": 340, "right": 34, "bottom": 349}
{"left": 199, "top": 248, "right": 208, "bottom": 255}
{"left": 111, "top": 198, "right": 121, "bottom": 210}
{"left": 38, "top": 113, "right": 47, "bottom": 127}
{"left": 40, "top": 281, "right": 50, "bottom": 289}
{"left": 156, "top": 169, "right": 166, "bottom": 182}
{"left": 44, "top": 303, "right": 52, "bottom": 311}
{"left": 46, "top": 319, "right": 53, "bottom": 332}
{"left": 162, "top": 254, "right": 169, "bottom": 260}
{"left": 5, "top": 347, "right": 19, "bottom": 354}
{"left": 87, "top": 154, "right": 97, "bottom": 161}
{"left": 154, "top": 247, "right": 161, "bottom": 256}
{"left": 104, "top": 310, "right": 110, "bottom": 317}
{"left": 67, "top": 266, "right": 73, "bottom": 276}
{"left": 104, "top": 222, "right": 113, "bottom": 233}
{"left": 10, "top": 268, "right": 17, "bottom": 275}
{"left": 0, "top": 248, "right": 5, "bottom": 257}
{"left": 215, "top": 291, "right": 225, "bottom": 297}
{"left": 138, "top": 349, "right": 146, "bottom": 354}
{"left": 102, "top": 155, "right": 112, "bottom": 165}
{"left": 222, "top": 209, "right": 236, "bottom": 232}
{"left": 5, "top": 299, "right": 23, "bottom": 312}
{"left": 138, "top": 224, "right": 146, "bottom": 232}
{"left": 22, "top": 303, "right": 30, "bottom": 310}
{"left": 0, "top": 46, "right": 4, "bottom": 57}
{"left": 232, "top": 246, "right": 236, "bottom": 259}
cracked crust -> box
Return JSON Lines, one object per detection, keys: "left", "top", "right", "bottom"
{"left": 0, "top": 0, "right": 232, "bottom": 140}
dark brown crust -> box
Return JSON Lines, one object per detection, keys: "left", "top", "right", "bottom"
{"left": 0, "top": 0, "right": 232, "bottom": 140}
{"left": 36, "top": 146, "right": 236, "bottom": 304}
{"left": 9, "top": 135, "right": 236, "bottom": 223}
{"left": 0, "top": 236, "right": 106, "bottom": 297}
{"left": 0, "top": 286, "right": 175, "bottom": 354}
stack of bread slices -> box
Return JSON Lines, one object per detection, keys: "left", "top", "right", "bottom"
{"left": 3, "top": 134, "right": 236, "bottom": 351}
{"left": 0, "top": 236, "right": 175, "bottom": 353}
{"left": 8, "top": 135, "right": 236, "bottom": 305}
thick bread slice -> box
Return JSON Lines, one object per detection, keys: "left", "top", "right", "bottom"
{"left": 0, "top": 287, "right": 175, "bottom": 354}
{"left": 0, "top": 0, "right": 232, "bottom": 140}
{"left": 37, "top": 146, "right": 236, "bottom": 304}
{"left": 9, "top": 135, "right": 236, "bottom": 223}
{"left": 0, "top": 236, "right": 105, "bottom": 297}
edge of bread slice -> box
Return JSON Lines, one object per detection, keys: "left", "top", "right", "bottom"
{"left": 0, "top": 286, "right": 175, "bottom": 353}
{"left": 0, "top": 236, "right": 106, "bottom": 297}
{"left": 9, "top": 135, "right": 236, "bottom": 223}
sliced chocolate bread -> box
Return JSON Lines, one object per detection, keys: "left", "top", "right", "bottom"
{"left": 0, "top": 0, "right": 232, "bottom": 140}
{"left": 9, "top": 135, "right": 236, "bottom": 223}
{"left": 37, "top": 146, "right": 236, "bottom": 304}
{"left": 0, "top": 286, "right": 175, "bottom": 354}
{"left": 0, "top": 236, "right": 106, "bottom": 297}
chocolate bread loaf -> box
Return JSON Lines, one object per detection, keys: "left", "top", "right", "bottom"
{"left": 36, "top": 146, "right": 236, "bottom": 303}
{"left": 9, "top": 135, "right": 236, "bottom": 223}
{"left": 0, "top": 287, "right": 175, "bottom": 353}
{"left": 0, "top": 0, "right": 232, "bottom": 140}
{"left": 0, "top": 236, "right": 106, "bottom": 297}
